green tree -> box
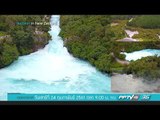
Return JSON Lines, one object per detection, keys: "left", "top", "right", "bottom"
{"left": 12, "top": 30, "right": 34, "bottom": 55}
{"left": 0, "top": 43, "right": 19, "bottom": 67}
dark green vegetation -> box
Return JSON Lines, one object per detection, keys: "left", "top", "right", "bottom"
{"left": 0, "top": 15, "right": 51, "bottom": 68}
{"left": 0, "top": 43, "right": 19, "bottom": 68}
{"left": 60, "top": 15, "right": 160, "bottom": 80}
{"left": 126, "top": 15, "right": 160, "bottom": 41}
{"left": 125, "top": 56, "right": 160, "bottom": 80}
{"left": 60, "top": 15, "right": 121, "bottom": 74}
{"left": 127, "top": 15, "right": 160, "bottom": 29}
{"left": 115, "top": 42, "right": 160, "bottom": 53}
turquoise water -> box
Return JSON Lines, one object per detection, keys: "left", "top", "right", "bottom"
{"left": 122, "top": 49, "right": 160, "bottom": 61}
{"left": 0, "top": 15, "right": 111, "bottom": 100}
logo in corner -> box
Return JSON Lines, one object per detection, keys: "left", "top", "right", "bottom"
{"left": 118, "top": 94, "right": 140, "bottom": 101}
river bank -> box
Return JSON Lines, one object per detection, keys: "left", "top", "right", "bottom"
{"left": 0, "top": 15, "right": 51, "bottom": 68}
{"left": 0, "top": 15, "right": 111, "bottom": 100}
{"left": 111, "top": 73, "right": 160, "bottom": 93}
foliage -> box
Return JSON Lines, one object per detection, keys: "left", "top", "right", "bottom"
{"left": 0, "top": 43, "right": 19, "bottom": 67}
{"left": 60, "top": 15, "right": 160, "bottom": 79}
{"left": 0, "top": 15, "right": 51, "bottom": 68}
{"left": 125, "top": 56, "right": 160, "bottom": 80}
{"left": 127, "top": 15, "right": 160, "bottom": 29}
{"left": 110, "top": 20, "right": 128, "bottom": 40}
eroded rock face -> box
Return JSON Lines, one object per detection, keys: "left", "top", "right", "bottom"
{"left": 117, "top": 38, "right": 139, "bottom": 42}
{"left": 157, "top": 34, "right": 160, "bottom": 39}
{"left": 125, "top": 30, "right": 139, "bottom": 38}
{"left": 116, "top": 30, "right": 140, "bottom": 42}
{"left": 0, "top": 35, "right": 12, "bottom": 44}
{"left": 111, "top": 22, "right": 119, "bottom": 26}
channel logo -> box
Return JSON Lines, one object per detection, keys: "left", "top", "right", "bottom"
{"left": 118, "top": 94, "right": 140, "bottom": 101}
{"left": 141, "top": 95, "right": 151, "bottom": 101}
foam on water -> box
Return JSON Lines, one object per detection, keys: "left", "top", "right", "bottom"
{"left": 0, "top": 15, "right": 111, "bottom": 100}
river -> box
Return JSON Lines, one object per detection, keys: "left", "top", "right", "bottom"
{"left": 122, "top": 49, "right": 160, "bottom": 61}
{"left": 1, "top": 15, "right": 160, "bottom": 100}
{"left": 0, "top": 15, "right": 111, "bottom": 100}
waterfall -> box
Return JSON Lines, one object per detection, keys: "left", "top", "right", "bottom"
{"left": 0, "top": 15, "right": 111, "bottom": 100}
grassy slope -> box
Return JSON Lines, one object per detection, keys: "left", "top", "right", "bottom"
{"left": 110, "top": 16, "right": 160, "bottom": 42}
{"left": 126, "top": 15, "right": 160, "bottom": 41}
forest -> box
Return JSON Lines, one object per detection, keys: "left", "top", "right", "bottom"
{"left": 0, "top": 15, "right": 160, "bottom": 80}
{"left": 127, "top": 15, "right": 160, "bottom": 29}
{"left": 125, "top": 56, "right": 160, "bottom": 80}
{"left": 0, "top": 15, "right": 51, "bottom": 68}
{"left": 60, "top": 15, "right": 160, "bottom": 80}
